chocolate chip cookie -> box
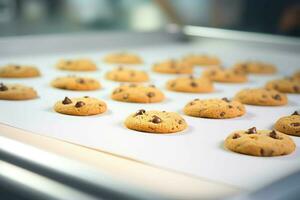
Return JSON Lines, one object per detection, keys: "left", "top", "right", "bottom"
{"left": 111, "top": 84, "right": 164, "bottom": 103}
{"left": 0, "top": 83, "right": 38, "bottom": 100}
{"left": 166, "top": 76, "right": 214, "bottom": 93}
{"left": 105, "top": 67, "right": 149, "bottom": 82}
{"left": 103, "top": 52, "right": 143, "bottom": 64}
{"left": 183, "top": 98, "right": 245, "bottom": 119}
{"left": 152, "top": 59, "right": 193, "bottom": 74}
{"left": 233, "top": 61, "right": 277, "bottom": 74}
{"left": 0, "top": 64, "right": 40, "bottom": 78}
{"left": 51, "top": 75, "right": 101, "bottom": 91}
{"left": 274, "top": 111, "right": 300, "bottom": 136}
{"left": 54, "top": 96, "right": 107, "bottom": 116}
{"left": 234, "top": 88, "right": 288, "bottom": 106}
{"left": 225, "top": 127, "right": 295, "bottom": 156}
{"left": 182, "top": 54, "right": 221, "bottom": 66}
{"left": 124, "top": 109, "right": 187, "bottom": 133}
{"left": 265, "top": 78, "right": 300, "bottom": 93}
{"left": 202, "top": 68, "right": 248, "bottom": 83}
{"left": 56, "top": 58, "right": 97, "bottom": 71}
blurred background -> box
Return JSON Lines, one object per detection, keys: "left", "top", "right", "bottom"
{"left": 0, "top": 0, "right": 299, "bottom": 37}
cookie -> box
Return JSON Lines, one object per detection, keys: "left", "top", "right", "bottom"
{"left": 265, "top": 78, "right": 300, "bottom": 93}
{"left": 234, "top": 88, "right": 288, "bottom": 106}
{"left": 166, "top": 76, "right": 214, "bottom": 93}
{"left": 105, "top": 66, "right": 149, "bottom": 82}
{"left": 202, "top": 68, "right": 247, "bottom": 83}
{"left": 0, "top": 83, "right": 38, "bottom": 100}
{"left": 233, "top": 61, "right": 277, "bottom": 74}
{"left": 54, "top": 96, "right": 107, "bottom": 116}
{"left": 274, "top": 111, "right": 300, "bottom": 136}
{"left": 0, "top": 64, "right": 40, "bottom": 78}
{"left": 111, "top": 84, "right": 164, "bottom": 103}
{"left": 124, "top": 109, "right": 187, "bottom": 133}
{"left": 183, "top": 98, "right": 245, "bottom": 119}
{"left": 183, "top": 54, "right": 221, "bottom": 66}
{"left": 104, "top": 52, "right": 143, "bottom": 64}
{"left": 51, "top": 75, "right": 101, "bottom": 91}
{"left": 225, "top": 127, "right": 295, "bottom": 156}
{"left": 152, "top": 59, "right": 193, "bottom": 74}
{"left": 56, "top": 59, "right": 97, "bottom": 71}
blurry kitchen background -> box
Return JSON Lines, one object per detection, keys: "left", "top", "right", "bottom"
{"left": 0, "top": 0, "right": 299, "bottom": 37}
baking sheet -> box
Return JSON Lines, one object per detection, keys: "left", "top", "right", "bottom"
{"left": 0, "top": 40, "right": 300, "bottom": 191}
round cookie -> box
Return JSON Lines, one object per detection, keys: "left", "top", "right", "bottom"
{"left": 105, "top": 67, "right": 149, "bottom": 82}
{"left": 183, "top": 98, "right": 245, "bottom": 119}
{"left": 124, "top": 109, "right": 187, "bottom": 133}
{"left": 111, "top": 84, "right": 164, "bottom": 103}
{"left": 104, "top": 52, "right": 143, "bottom": 64}
{"left": 234, "top": 88, "right": 288, "bottom": 106}
{"left": 0, "top": 64, "right": 40, "bottom": 78}
{"left": 51, "top": 75, "right": 101, "bottom": 91}
{"left": 233, "top": 61, "right": 276, "bottom": 74}
{"left": 274, "top": 111, "right": 300, "bottom": 136}
{"left": 265, "top": 78, "right": 300, "bottom": 93}
{"left": 225, "top": 127, "right": 295, "bottom": 156}
{"left": 202, "top": 68, "right": 247, "bottom": 83}
{"left": 183, "top": 54, "right": 221, "bottom": 66}
{"left": 54, "top": 96, "right": 107, "bottom": 116}
{"left": 56, "top": 59, "right": 97, "bottom": 71}
{"left": 166, "top": 76, "right": 214, "bottom": 93}
{"left": 152, "top": 59, "right": 193, "bottom": 74}
{"left": 0, "top": 83, "right": 38, "bottom": 100}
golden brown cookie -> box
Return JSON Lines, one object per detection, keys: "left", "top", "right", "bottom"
{"left": 233, "top": 61, "right": 277, "bottom": 74}
{"left": 225, "top": 127, "right": 295, "bottom": 156}
{"left": 111, "top": 84, "right": 164, "bottom": 103}
{"left": 183, "top": 54, "right": 221, "bottom": 66}
{"left": 265, "top": 78, "right": 300, "bottom": 93}
{"left": 202, "top": 68, "right": 248, "bottom": 83}
{"left": 0, "top": 64, "right": 40, "bottom": 78}
{"left": 124, "top": 109, "right": 187, "bottom": 133}
{"left": 166, "top": 76, "right": 214, "bottom": 93}
{"left": 103, "top": 52, "right": 143, "bottom": 64}
{"left": 152, "top": 59, "right": 193, "bottom": 74}
{"left": 234, "top": 88, "right": 288, "bottom": 106}
{"left": 183, "top": 98, "right": 245, "bottom": 119}
{"left": 56, "top": 59, "right": 97, "bottom": 71}
{"left": 0, "top": 83, "right": 38, "bottom": 100}
{"left": 274, "top": 111, "right": 300, "bottom": 136}
{"left": 105, "top": 66, "right": 149, "bottom": 82}
{"left": 51, "top": 75, "right": 101, "bottom": 91}
{"left": 54, "top": 96, "right": 107, "bottom": 116}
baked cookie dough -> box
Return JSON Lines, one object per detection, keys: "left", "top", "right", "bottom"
{"left": 103, "top": 52, "right": 143, "bottom": 64}
{"left": 0, "top": 64, "right": 40, "bottom": 78}
{"left": 166, "top": 76, "right": 214, "bottom": 93}
{"left": 265, "top": 78, "right": 300, "bottom": 93}
{"left": 274, "top": 111, "right": 300, "bottom": 136}
{"left": 225, "top": 127, "right": 295, "bottom": 156}
{"left": 183, "top": 98, "right": 245, "bottom": 119}
{"left": 56, "top": 59, "right": 97, "bottom": 71}
{"left": 54, "top": 96, "right": 107, "bottom": 116}
{"left": 202, "top": 68, "right": 247, "bottom": 83}
{"left": 111, "top": 84, "right": 164, "bottom": 103}
{"left": 183, "top": 54, "right": 221, "bottom": 66}
{"left": 0, "top": 83, "right": 38, "bottom": 100}
{"left": 234, "top": 88, "right": 288, "bottom": 106}
{"left": 233, "top": 61, "right": 277, "bottom": 74}
{"left": 152, "top": 59, "right": 193, "bottom": 74}
{"left": 51, "top": 75, "right": 101, "bottom": 91}
{"left": 124, "top": 109, "right": 187, "bottom": 133}
{"left": 105, "top": 67, "right": 149, "bottom": 82}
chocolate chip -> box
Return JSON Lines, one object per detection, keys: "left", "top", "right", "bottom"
{"left": 147, "top": 92, "right": 155, "bottom": 98}
{"left": 222, "top": 97, "right": 230, "bottom": 102}
{"left": 117, "top": 66, "right": 123, "bottom": 71}
{"left": 62, "top": 97, "right": 72, "bottom": 104}
{"left": 170, "top": 82, "right": 176, "bottom": 87}
{"left": 14, "top": 65, "right": 21, "bottom": 69}
{"left": 228, "top": 105, "right": 233, "bottom": 108}
{"left": 189, "top": 75, "right": 194, "bottom": 79}
{"left": 149, "top": 84, "right": 156, "bottom": 88}
{"left": 194, "top": 98, "right": 200, "bottom": 101}
{"left": 75, "top": 101, "right": 85, "bottom": 108}
{"left": 262, "top": 94, "right": 267, "bottom": 98}
{"left": 210, "top": 70, "right": 216, "bottom": 76}
{"left": 190, "top": 81, "right": 198, "bottom": 87}
{"left": 66, "top": 61, "right": 72, "bottom": 65}
{"left": 84, "top": 96, "right": 89, "bottom": 98}
{"left": 292, "top": 111, "right": 299, "bottom": 115}
{"left": 151, "top": 115, "right": 162, "bottom": 123}
{"left": 0, "top": 83, "right": 8, "bottom": 91}
{"left": 293, "top": 86, "right": 299, "bottom": 92}
{"left": 246, "top": 127, "right": 257, "bottom": 134}
{"left": 273, "top": 94, "right": 281, "bottom": 100}
{"left": 220, "top": 112, "right": 225, "bottom": 117}
{"left": 232, "top": 133, "right": 240, "bottom": 139}
{"left": 273, "top": 84, "right": 279, "bottom": 90}
{"left": 178, "top": 120, "right": 183, "bottom": 124}
{"left": 291, "top": 122, "right": 300, "bottom": 127}
{"left": 77, "top": 79, "right": 85, "bottom": 84}
{"left": 269, "top": 130, "right": 279, "bottom": 139}
{"left": 135, "top": 109, "right": 146, "bottom": 116}
{"left": 123, "top": 93, "right": 129, "bottom": 99}
{"left": 113, "top": 88, "right": 123, "bottom": 94}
